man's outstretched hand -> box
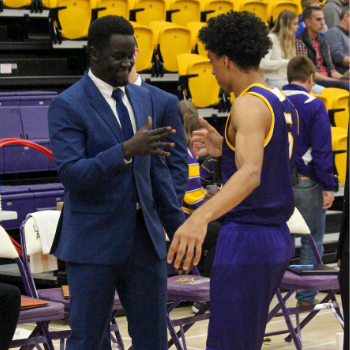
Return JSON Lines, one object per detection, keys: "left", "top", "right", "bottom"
{"left": 122, "top": 117, "right": 176, "bottom": 160}
{"left": 192, "top": 116, "right": 223, "bottom": 157}
{"left": 167, "top": 215, "right": 208, "bottom": 272}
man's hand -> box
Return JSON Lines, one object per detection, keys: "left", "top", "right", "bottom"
{"left": 122, "top": 117, "right": 175, "bottom": 160}
{"left": 192, "top": 116, "right": 223, "bottom": 157}
{"left": 323, "top": 190, "right": 334, "bottom": 209}
{"left": 167, "top": 215, "right": 207, "bottom": 271}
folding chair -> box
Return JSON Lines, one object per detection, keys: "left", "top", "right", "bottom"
{"left": 167, "top": 265, "right": 211, "bottom": 350}
{"left": 149, "top": 21, "right": 192, "bottom": 73}
{"left": 265, "top": 208, "right": 343, "bottom": 350}
{"left": 20, "top": 214, "right": 126, "bottom": 350}
{"left": 0, "top": 225, "right": 65, "bottom": 350}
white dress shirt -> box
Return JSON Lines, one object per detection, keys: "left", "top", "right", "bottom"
{"left": 88, "top": 69, "right": 137, "bottom": 134}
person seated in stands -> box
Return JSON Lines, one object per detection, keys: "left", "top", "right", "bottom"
{"left": 282, "top": 55, "right": 336, "bottom": 306}
{"left": 180, "top": 100, "right": 221, "bottom": 286}
{"left": 324, "top": 5, "right": 350, "bottom": 74}
{"left": 260, "top": 10, "right": 300, "bottom": 90}
{"left": 296, "top": 6, "right": 349, "bottom": 90}
{"left": 323, "top": 0, "right": 349, "bottom": 28}
{"left": 296, "top": 0, "right": 328, "bottom": 37}
{"left": 180, "top": 100, "right": 221, "bottom": 313}
{"left": 200, "top": 155, "right": 222, "bottom": 190}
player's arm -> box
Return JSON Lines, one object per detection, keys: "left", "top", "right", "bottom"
{"left": 167, "top": 94, "right": 271, "bottom": 270}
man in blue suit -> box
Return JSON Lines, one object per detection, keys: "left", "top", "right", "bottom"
{"left": 48, "top": 15, "right": 185, "bottom": 350}
{"left": 129, "top": 44, "right": 188, "bottom": 206}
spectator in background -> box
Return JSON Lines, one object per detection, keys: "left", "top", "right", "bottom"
{"left": 200, "top": 155, "right": 222, "bottom": 189}
{"left": 296, "top": 0, "right": 328, "bottom": 37}
{"left": 283, "top": 55, "right": 336, "bottom": 306}
{"left": 0, "top": 283, "right": 21, "bottom": 350}
{"left": 324, "top": 5, "right": 350, "bottom": 74}
{"left": 180, "top": 99, "right": 221, "bottom": 295}
{"left": 323, "top": 0, "right": 349, "bottom": 28}
{"left": 296, "top": 6, "right": 349, "bottom": 90}
{"left": 260, "top": 10, "right": 299, "bottom": 90}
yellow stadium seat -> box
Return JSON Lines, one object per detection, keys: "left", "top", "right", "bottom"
{"left": 267, "top": 0, "right": 299, "bottom": 22}
{"left": 321, "top": 88, "right": 349, "bottom": 130}
{"left": 187, "top": 21, "right": 206, "bottom": 51}
{"left": 168, "top": 0, "right": 202, "bottom": 26}
{"left": 3, "top": 0, "right": 32, "bottom": 7}
{"left": 310, "top": 91, "right": 329, "bottom": 109}
{"left": 133, "top": 0, "right": 168, "bottom": 25}
{"left": 177, "top": 55, "right": 220, "bottom": 107}
{"left": 149, "top": 21, "right": 191, "bottom": 72}
{"left": 203, "top": 0, "right": 234, "bottom": 20}
{"left": 149, "top": 21, "right": 176, "bottom": 49}
{"left": 41, "top": 0, "right": 56, "bottom": 7}
{"left": 94, "top": 0, "right": 129, "bottom": 18}
{"left": 131, "top": 22, "right": 155, "bottom": 73}
{"left": 56, "top": 0, "right": 92, "bottom": 39}
{"left": 238, "top": 0, "right": 269, "bottom": 23}
{"left": 177, "top": 53, "right": 207, "bottom": 75}
{"left": 331, "top": 127, "right": 348, "bottom": 185}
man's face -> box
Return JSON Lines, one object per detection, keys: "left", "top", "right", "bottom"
{"left": 343, "top": 13, "right": 350, "bottom": 32}
{"left": 208, "top": 50, "right": 231, "bottom": 94}
{"left": 92, "top": 34, "right": 135, "bottom": 87}
{"left": 306, "top": 9, "right": 325, "bottom": 34}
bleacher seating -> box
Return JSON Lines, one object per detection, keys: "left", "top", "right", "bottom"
{"left": 267, "top": 0, "right": 300, "bottom": 22}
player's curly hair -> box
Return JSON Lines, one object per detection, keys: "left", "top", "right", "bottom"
{"left": 198, "top": 11, "right": 272, "bottom": 71}
{"left": 88, "top": 15, "right": 134, "bottom": 51}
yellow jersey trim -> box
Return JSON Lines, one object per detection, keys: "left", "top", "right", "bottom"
{"left": 188, "top": 163, "right": 200, "bottom": 178}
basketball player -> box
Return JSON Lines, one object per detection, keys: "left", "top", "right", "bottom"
{"left": 167, "top": 11, "right": 299, "bottom": 349}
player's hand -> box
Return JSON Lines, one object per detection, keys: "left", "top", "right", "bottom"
{"left": 322, "top": 190, "right": 334, "bottom": 209}
{"left": 191, "top": 116, "right": 223, "bottom": 157}
{"left": 167, "top": 215, "right": 207, "bottom": 272}
{"left": 122, "top": 117, "right": 175, "bottom": 159}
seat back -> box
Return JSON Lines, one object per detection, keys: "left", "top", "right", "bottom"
{"left": 204, "top": 0, "right": 234, "bottom": 20}
{"left": 186, "top": 21, "right": 205, "bottom": 51}
{"left": 3, "top": 0, "right": 32, "bottom": 7}
{"left": 149, "top": 20, "right": 176, "bottom": 49}
{"left": 134, "top": 0, "right": 167, "bottom": 25}
{"left": 239, "top": 0, "right": 269, "bottom": 23}
{"left": 22, "top": 216, "right": 43, "bottom": 256}
{"left": 95, "top": 0, "right": 129, "bottom": 18}
{"left": 132, "top": 22, "right": 154, "bottom": 72}
{"left": 331, "top": 127, "right": 348, "bottom": 185}
{"left": 268, "top": 0, "right": 299, "bottom": 22}
{"left": 169, "top": 0, "right": 202, "bottom": 26}
{"left": 153, "top": 23, "right": 192, "bottom": 72}
{"left": 177, "top": 53, "right": 207, "bottom": 76}
{"left": 332, "top": 94, "right": 349, "bottom": 130}
{"left": 187, "top": 59, "right": 220, "bottom": 107}
{"left": 56, "top": 0, "right": 92, "bottom": 39}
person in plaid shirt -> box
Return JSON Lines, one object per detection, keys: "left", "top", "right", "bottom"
{"left": 295, "top": 6, "right": 349, "bottom": 90}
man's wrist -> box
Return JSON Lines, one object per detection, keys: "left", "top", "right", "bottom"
{"left": 122, "top": 142, "right": 133, "bottom": 161}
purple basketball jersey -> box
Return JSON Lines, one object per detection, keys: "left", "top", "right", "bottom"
{"left": 222, "top": 84, "right": 298, "bottom": 225}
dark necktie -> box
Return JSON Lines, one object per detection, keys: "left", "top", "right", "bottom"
{"left": 111, "top": 89, "right": 134, "bottom": 140}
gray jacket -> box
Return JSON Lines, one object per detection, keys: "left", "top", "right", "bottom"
{"left": 323, "top": 0, "right": 347, "bottom": 28}
{"left": 324, "top": 25, "right": 349, "bottom": 74}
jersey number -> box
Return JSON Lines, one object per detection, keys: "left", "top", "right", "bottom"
{"left": 284, "top": 113, "right": 293, "bottom": 159}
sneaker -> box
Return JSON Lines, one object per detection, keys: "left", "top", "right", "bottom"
{"left": 192, "top": 302, "right": 205, "bottom": 313}
{"left": 296, "top": 298, "right": 320, "bottom": 307}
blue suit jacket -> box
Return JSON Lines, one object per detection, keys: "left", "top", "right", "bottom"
{"left": 48, "top": 72, "right": 185, "bottom": 264}
{"left": 141, "top": 80, "right": 188, "bottom": 206}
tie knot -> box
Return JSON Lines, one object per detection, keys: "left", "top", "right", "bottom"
{"left": 112, "top": 89, "right": 123, "bottom": 102}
